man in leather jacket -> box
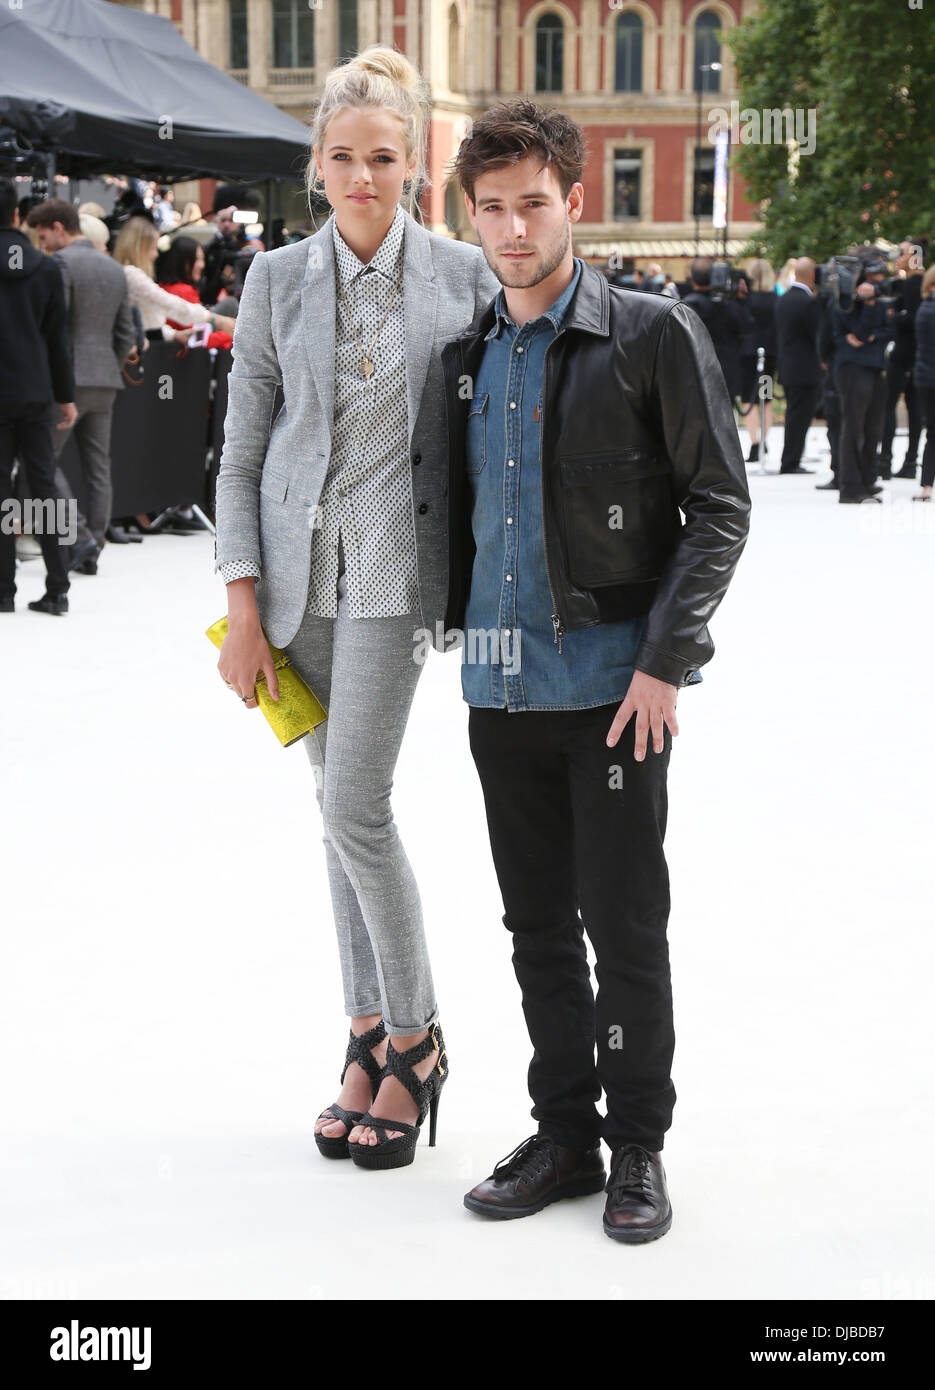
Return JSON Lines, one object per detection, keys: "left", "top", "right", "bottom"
{"left": 444, "top": 100, "right": 751, "bottom": 1243}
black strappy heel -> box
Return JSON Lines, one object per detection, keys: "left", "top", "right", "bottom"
{"left": 314, "top": 1020, "right": 387, "bottom": 1159}
{"left": 349, "top": 1021, "right": 448, "bottom": 1170}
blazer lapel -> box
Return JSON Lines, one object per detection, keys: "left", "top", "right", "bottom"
{"left": 299, "top": 211, "right": 438, "bottom": 451}
{"left": 402, "top": 217, "right": 438, "bottom": 446}
{"left": 300, "top": 220, "right": 336, "bottom": 448}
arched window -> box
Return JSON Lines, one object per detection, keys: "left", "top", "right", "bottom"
{"left": 615, "top": 13, "right": 643, "bottom": 93}
{"left": 229, "top": 0, "right": 248, "bottom": 69}
{"left": 694, "top": 11, "right": 722, "bottom": 93}
{"left": 535, "top": 13, "right": 564, "bottom": 94}
{"left": 271, "top": 0, "right": 315, "bottom": 69}
{"left": 338, "top": 0, "right": 358, "bottom": 64}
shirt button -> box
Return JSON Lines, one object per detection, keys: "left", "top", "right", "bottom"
{"left": 506, "top": 516, "right": 513, "bottom": 525}
{"left": 509, "top": 401, "right": 517, "bottom": 409}
{"left": 506, "top": 574, "right": 513, "bottom": 581}
{"left": 418, "top": 503, "right": 428, "bottom": 514}
{"left": 508, "top": 459, "right": 515, "bottom": 467}
{"left": 503, "top": 628, "right": 511, "bottom": 636}
{"left": 515, "top": 346, "right": 523, "bottom": 354}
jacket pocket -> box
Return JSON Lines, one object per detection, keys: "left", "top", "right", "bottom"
{"left": 466, "top": 392, "right": 489, "bottom": 474}
{"left": 558, "top": 448, "right": 681, "bottom": 586}
{"left": 259, "top": 467, "right": 289, "bottom": 503}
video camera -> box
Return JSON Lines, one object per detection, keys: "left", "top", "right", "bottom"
{"left": 710, "top": 260, "right": 748, "bottom": 303}
{"left": 816, "top": 253, "right": 896, "bottom": 312}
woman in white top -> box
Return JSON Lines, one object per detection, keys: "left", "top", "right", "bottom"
{"left": 112, "top": 218, "right": 236, "bottom": 532}
{"left": 113, "top": 217, "right": 236, "bottom": 342}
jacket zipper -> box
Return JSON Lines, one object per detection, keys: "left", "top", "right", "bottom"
{"left": 541, "top": 331, "right": 565, "bottom": 655}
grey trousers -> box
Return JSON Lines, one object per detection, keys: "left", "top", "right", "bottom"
{"left": 283, "top": 566, "right": 438, "bottom": 1036}
{"left": 51, "top": 386, "right": 117, "bottom": 547}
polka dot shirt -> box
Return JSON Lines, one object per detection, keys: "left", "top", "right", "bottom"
{"left": 218, "top": 204, "right": 420, "bottom": 620}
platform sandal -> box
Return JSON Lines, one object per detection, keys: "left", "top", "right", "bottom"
{"left": 314, "top": 1020, "right": 387, "bottom": 1160}
{"left": 349, "top": 1021, "right": 448, "bottom": 1171}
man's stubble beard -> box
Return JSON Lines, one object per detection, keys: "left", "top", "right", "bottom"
{"left": 482, "top": 218, "right": 571, "bottom": 289}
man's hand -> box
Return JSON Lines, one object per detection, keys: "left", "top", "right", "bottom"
{"left": 845, "top": 332, "right": 863, "bottom": 347}
{"left": 57, "top": 402, "right": 78, "bottom": 429}
{"left": 606, "top": 669, "right": 679, "bottom": 761}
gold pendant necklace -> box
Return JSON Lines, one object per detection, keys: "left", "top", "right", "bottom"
{"left": 336, "top": 262, "right": 403, "bottom": 379}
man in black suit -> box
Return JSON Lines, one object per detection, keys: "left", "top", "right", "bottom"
{"left": 776, "top": 257, "right": 823, "bottom": 474}
{"left": 0, "top": 178, "right": 76, "bottom": 616}
{"left": 681, "top": 257, "right": 752, "bottom": 403}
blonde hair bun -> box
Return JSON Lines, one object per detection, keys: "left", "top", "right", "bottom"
{"left": 307, "top": 45, "right": 431, "bottom": 221}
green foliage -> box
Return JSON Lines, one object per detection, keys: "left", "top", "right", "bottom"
{"left": 727, "top": 0, "right": 935, "bottom": 265}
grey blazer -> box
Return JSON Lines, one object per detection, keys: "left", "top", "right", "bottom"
{"left": 213, "top": 213, "right": 499, "bottom": 650}
{"left": 52, "top": 238, "right": 136, "bottom": 391}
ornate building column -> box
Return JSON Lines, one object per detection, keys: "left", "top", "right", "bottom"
{"left": 499, "top": 0, "right": 520, "bottom": 95}
{"left": 661, "top": 0, "right": 681, "bottom": 93}
{"left": 359, "top": 0, "right": 381, "bottom": 48}
{"left": 580, "top": 0, "right": 601, "bottom": 94}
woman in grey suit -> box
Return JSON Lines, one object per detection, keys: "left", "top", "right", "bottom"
{"left": 214, "top": 46, "right": 498, "bottom": 1170}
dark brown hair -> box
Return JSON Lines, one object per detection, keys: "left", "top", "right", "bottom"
{"left": 449, "top": 98, "right": 587, "bottom": 205}
{"left": 26, "top": 199, "right": 81, "bottom": 235}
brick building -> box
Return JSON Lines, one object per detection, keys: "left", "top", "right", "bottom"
{"left": 117, "top": 0, "right": 763, "bottom": 268}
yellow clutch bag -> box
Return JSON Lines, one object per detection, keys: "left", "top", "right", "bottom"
{"left": 205, "top": 615, "right": 327, "bottom": 748}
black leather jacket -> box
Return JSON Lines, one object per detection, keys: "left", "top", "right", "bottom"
{"left": 441, "top": 261, "right": 752, "bottom": 688}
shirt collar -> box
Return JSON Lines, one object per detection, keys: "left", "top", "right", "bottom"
{"left": 790, "top": 279, "right": 814, "bottom": 296}
{"left": 332, "top": 202, "right": 406, "bottom": 285}
{"left": 484, "top": 258, "right": 584, "bottom": 341}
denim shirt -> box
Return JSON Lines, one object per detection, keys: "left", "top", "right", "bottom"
{"left": 461, "top": 258, "right": 649, "bottom": 711}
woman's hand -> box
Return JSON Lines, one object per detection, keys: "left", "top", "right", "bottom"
{"left": 217, "top": 605, "right": 280, "bottom": 709}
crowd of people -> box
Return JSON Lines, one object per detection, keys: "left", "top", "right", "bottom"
{"left": 2, "top": 165, "right": 932, "bottom": 617}
{"left": 0, "top": 177, "right": 266, "bottom": 614}
{"left": 608, "top": 242, "right": 935, "bottom": 502}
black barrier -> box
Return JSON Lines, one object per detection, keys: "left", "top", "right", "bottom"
{"left": 207, "top": 349, "right": 232, "bottom": 515}
{"left": 59, "top": 341, "right": 229, "bottom": 519}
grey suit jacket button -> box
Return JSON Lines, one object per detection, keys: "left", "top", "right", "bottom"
{"left": 412, "top": 452, "right": 422, "bottom": 466}
{"left": 417, "top": 502, "right": 428, "bottom": 514}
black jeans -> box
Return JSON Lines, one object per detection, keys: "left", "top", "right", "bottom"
{"left": 836, "top": 363, "right": 888, "bottom": 499}
{"left": 880, "top": 357, "right": 923, "bottom": 465}
{"left": 0, "top": 401, "right": 71, "bottom": 601}
{"left": 468, "top": 702, "right": 676, "bottom": 1154}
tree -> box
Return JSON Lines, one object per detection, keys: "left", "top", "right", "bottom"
{"left": 728, "top": 0, "right": 935, "bottom": 265}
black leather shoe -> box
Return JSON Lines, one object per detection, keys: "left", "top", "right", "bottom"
{"left": 464, "top": 1134, "right": 606, "bottom": 1219}
{"left": 105, "top": 524, "right": 141, "bottom": 544}
{"left": 869, "top": 484, "right": 884, "bottom": 494}
{"left": 27, "top": 592, "right": 68, "bottom": 615}
{"left": 67, "top": 538, "right": 99, "bottom": 572}
{"left": 603, "top": 1144, "right": 672, "bottom": 1243}
{"left": 815, "top": 479, "right": 839, "bottom": 490}
{"left": 778, "top": 465, "right": 815, "bottom": 475}
{"left": 894, "top": 463, "right": 918, "bottom": 479}
{"left": 0, "top": 595, "right": 14, "bottom": 613}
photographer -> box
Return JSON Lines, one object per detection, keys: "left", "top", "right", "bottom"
{"left": 816, "top": 295, "right": 841, "bottom": 491}
{"left": 681, "top": 257, "right": 753, "bottom": 404}
{"left": 879, "top": 237, "right": 926, "bottom": 479}
{"left": 832, "top": 257, "right": 896, "bottom": 503}
{"left": 200, "top": 184, "right": 256, "bottom": 306}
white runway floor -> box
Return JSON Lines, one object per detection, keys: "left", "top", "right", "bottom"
{"left": 2, "top": 424, "right": 933, "bottom": 1301}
